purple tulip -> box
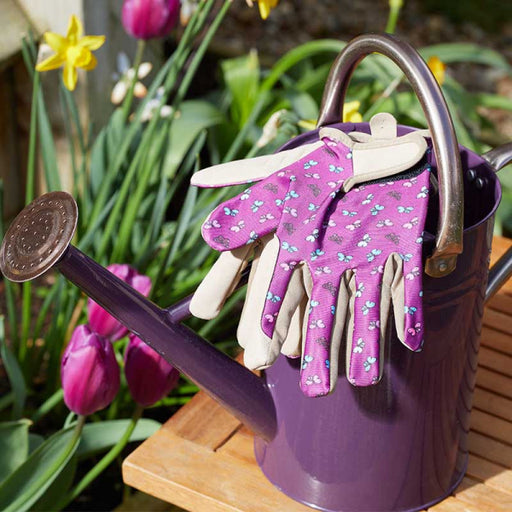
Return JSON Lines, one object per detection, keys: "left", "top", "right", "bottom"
{"left": 124, "top": 334, "right": 180, "bottom": 407}
{"left": 122, "top": 0, "right": 180, "bottom": 40}
{"left": 87, "top": 264, "right": 151, "bottom": 341}
{"left": 61, "top": 325, "right": 120, "bottom": 415}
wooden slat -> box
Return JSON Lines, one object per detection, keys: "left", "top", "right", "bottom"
{"left": 163, "top": 392, "right": 241, "bottom": 450}
{"left": 467, "top": 454, "right": 512, "bottom": 495}
{"left": 480, "top": 326, "right": 512, "bottom": 356}
{"left": 475, "top": 367, "right": 512, "bottom": 399}
{"left": 470, "top": 409, "right": 512, "bottom": 446}
{"left": 477, "top": 346, "right": 512, "bottom": 377}
{"left": 216, "top": 430, "right": 256, "bottom": 465}
{"left": 472, "top": 387, "right": 512, "bottom": 422}
{"left": 482, "top": 309, "right": 512, "bottom": 336}
{"left": 123, "top": 429, "right": 314, "bottom": 512}
{"left": 428, "top": 496, "right": 482, "bottom": 511}
{"left": 468, "top": 431, "right": 512, "bottom": 467}
{"left": 454, "top": 477, "right": 512, "bottom": 511}
{"left": 487, "top": 293, "right": 512, "bottom": 315}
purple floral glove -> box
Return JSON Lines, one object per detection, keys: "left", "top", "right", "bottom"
{"left": 191, "top": 121, "right": 429, "bottom": 397}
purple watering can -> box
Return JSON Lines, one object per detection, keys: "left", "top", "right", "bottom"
{"left": 1, "top": 34, "right": 512, "bottom": 512}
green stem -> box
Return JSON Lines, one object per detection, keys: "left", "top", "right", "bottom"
{"left": 0, "top": 182, "right": 19, "bottom": 350}
{"left": 121, "top": 39, "right": 146, "bottom": 123}
{"left": 26, "top": 72, "right": 39, "bottom": 204}
{"left": 58, "top": 406, "right": 144, "bottom": 510}
{"left": 172, "top": 0, "right": 232, "bottom": 108}
{"left": 385, "top": 0, "right": 403, "bottom": 34}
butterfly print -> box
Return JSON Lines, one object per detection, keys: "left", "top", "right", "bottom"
{"left": 224, "top": 207, "right": 239, "bottom": 216}
{"left": 264, "top": 312, "right": 278, "bottom": 323}
{"left": 259, "top": 213, "right": 275, "bottom": 223}
{"left": 309, "top": 319, "right": 326, "bottom": 329}
{"left": 230, "top": 220, "right": 245, "bottom": 232}
{"left": 322, "top": 282, "right": 337, "bottom": 296}
{"left": 283, "top": 222, "right": 296, "bottom": 235}
{"left": 213, "top": 235, "right": 230, "bottom": 248}
{"left": 280, "top": 261, "right": 297, "bottom": 272}
{"left": 387, "top": 190, "right": 402, "bottom": 200}
{"left": 306, "top": 229, "right": 320, "bottom": 242}
{"left": 346, "top": 220, "right": 361, "bottom": 231}
{"left": 283, "top": 206, "right": 298, "bottom": 217}
{"left": 385, "top": 233, "right": 400, "bottom": 245}
{"left": 338, "top": 252, "right": 353, "bottom": 263}
{"left": 362, "top": 193, "right": 374, "bottom": 205}
{"left": 263, "top": 183, "right": 278, "bottom": 193}
{"left": 361, "top": 300, "right": 376, "bottom": 315}
{"left": 366, "top": 249, "right": 382, "bottom": 262}
{"left": 308, "top": 184, "right": 322, "bottom": 197}
{"left": 407, "top": 323, "right": 421, "bottom": 336}
{"left": 305, "top": 375, "right": 322, "bottom": 385}
{"left": 303, "top": 160, "right": 318, "bottom": 169}
{"left": 311, "top": 249, "right": 325, "bottom": 261}
{"left": 315, "top": 266, "right": 332, "bottom": 275}
{"left": 406, "top": 267, "right": 420, "bottom": 280}
{"left": 353, "top": 338, "right": 365, "bottom": 353}
{"left": 371, "top": 204, "right": 384, "bottom": 215}
{"left": 328, "top": 233, "right": 343, "bottom": 244}
{"left": 363, "top": 356, "right": 377, "bottom": 372}
{"left": 315, "top": 337, "right": 329, "bottom": 349}
{"left": 376, "top": 219, "right": 393, "bottom": 228}
{"left": 302, "top": 354, "right": 313, "bottom": 370}
{"left": 204, "top": 219, "right": 221, "bottom": 229}
{"left": 282, "top": 241, "right": 298, "bottom": 253}
{"left": 266, "top": 291, "right": 281, "bottom": 303}
{"left": 240, "top": 189, "right": 251, "bottom": 200}
{"left": 305, "top": 172, "right": 320, "bottom": 179}
{"left": 357, "top": 234, "right": 371, "bottom": 247}
{"left": 403, "top": 217, "right": 419, "bottom": 229}
{"left": 355, "top": 283, "right": 365, "bottom": 298}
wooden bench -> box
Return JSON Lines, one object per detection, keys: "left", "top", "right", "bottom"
{"left": 122, "top": 236, "right": 512, "bottom": 512}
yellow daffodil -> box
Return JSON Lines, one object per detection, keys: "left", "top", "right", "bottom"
{"left": 246, "top": 0, "right": 279, "bottom": 20}
{"left": 36, "top": 15, "right": 105, "bottom": 91}
{"left": 427, "top": 56, "right": 446, "bottom": 86}
{"left": 343, "top": 101, "right": 363, "bottom": 123}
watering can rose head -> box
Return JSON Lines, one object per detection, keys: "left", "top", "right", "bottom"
{"left": 61, "top": 325, "right": 120, "bottom": 415}
{"left": 124, "top": 334, "right": 180, "bottom": 407}
{"left": 122, "top": 0, "right": 180, "bottom": 39}
{"left": 87, "top": 264, "right": 151, "bottom": 341}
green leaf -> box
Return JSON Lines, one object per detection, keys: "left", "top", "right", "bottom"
{"left": 0, "top": 420, "right": 31, "bottom": 484}
{"left": 222, "top": 50, "right": 260, "bottom": 127}
{"left": 162, "top": 100, "right": 224, "bottom": 178}
{"left": 37, "top": 90, "right": 61, "bottom": 191}
{"left": 0, "top": 317, "right": 27, "bottom": 419}
{"left": 474, "top": 92, "right": 512, "bottom": 111}
{"left": 28, "top": 434, "right": 44, "bottom": 454}
{"left": 76, "top": 419, "right": 161, "bottom": 459}
{"left": 0, "top": 424, "right": 81, "bottom": 512}
{"left": 420, "top": 44, "right": 512, "bottom": 72}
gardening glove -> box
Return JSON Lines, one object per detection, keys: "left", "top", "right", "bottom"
{"left": 190, "top": 115, "right": 427, "bottom": 396}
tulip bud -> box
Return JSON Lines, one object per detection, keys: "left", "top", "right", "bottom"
{"left": 124, "top": 334, "right": 180, "bottom": 407}
{"left": 122, "top": 0, "right": 180, "bottom": 40}
{"left": 61, "top": 325, "right": 120, "bottom": 415}
{"left": 87, "top": 264, "right": 151, "bottom": 341}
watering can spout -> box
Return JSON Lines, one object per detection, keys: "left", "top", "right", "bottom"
{"left": 0, "top": 192, "right": 277, "bottom": 441}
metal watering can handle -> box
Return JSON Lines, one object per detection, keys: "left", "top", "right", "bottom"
{"left": 317, "top": 33, "right": 463, "bottom": 278}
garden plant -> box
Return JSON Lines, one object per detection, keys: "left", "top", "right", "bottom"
{"left": 0, "top": 0, "right": 511, "bottom": 509}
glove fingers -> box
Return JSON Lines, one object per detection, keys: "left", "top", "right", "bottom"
{"left": 190, "top": 243, "right": 254, "bottom": 320}
{"left": 347, "top": 269, "right": 385, "bottom": 386}
{"left": 201, "top": 171, "right": 292, "bottom": 251}
{"left": 299, "top": 273, "right": 343, "bottom": 397}
{"left": 238, "top": 235, "right": 293, "bottom": 369}
{"left": 277, "top": 265, "right": 307, "bottom": 358}
{"left": 390, "top": 252, "right": 424, "bottom": 351}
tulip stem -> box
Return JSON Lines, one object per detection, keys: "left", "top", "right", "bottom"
{"left": 122, "top": 39, "right": 146, "bottom": 122}
{"left": 385, "top": 0, "right": 403, "bottom": 34}
{"left": 57, "top": 405, "right": 144, "bottom": 510}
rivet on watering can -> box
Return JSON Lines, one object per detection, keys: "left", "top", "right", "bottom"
{"left": 438, "top": 261, "right": 448, "bottom": 272}
{"left": 466, "top": 169, "right": 477, "bottom": 182}
{"left": 475, "top": 177, "right": 485, "bottom": 190}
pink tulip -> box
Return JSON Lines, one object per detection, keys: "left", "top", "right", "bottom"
{"left": 122, "top": 0, "right": 180, "bottom": 40}
{"left": 124, "top": 334, "right": 180, "bottom": 407}
{"left": 61, "top": 325, "right": 120, "bottom": 415}
{"left": 87, "top": 264, "right": 151, "bottom": 341}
